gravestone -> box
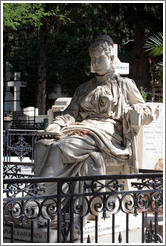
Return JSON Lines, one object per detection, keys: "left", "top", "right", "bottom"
{"left": 5, "top": 72, "right": 29, "bottom": 128}
{"left": 48, "top": 84, "right": 69, "bottom": 100}
{"left": 112, "top": 44, "right": 129, "bottom": 75}
{"left": 23, "top": 107, "right": 39, "bottom": 117}
{"left": 7, "top": 72, "right": 27, "bottom": 112}
{"left": 137, "top": 102, "right": 163, "bottom": 169}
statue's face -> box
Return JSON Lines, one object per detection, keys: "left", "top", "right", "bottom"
{"left": 90, "top": 48, "right": 111, "bottom": 75}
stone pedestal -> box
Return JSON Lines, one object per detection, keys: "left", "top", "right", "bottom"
{"left": 3, "top": 226, "right": 57, "bottom": 243}
{"left": 81, "top": 213, "right": 142, "bottom": 243}
{"left": 3, "top": 212, "right": 142, "bottom": 243}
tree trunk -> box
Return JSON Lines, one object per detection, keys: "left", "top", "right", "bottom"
{"left": 130, "top": 5, "right": 150, "bottom": 90}
{"left": 36, "top": 20, "right": 47, "bottom": 115}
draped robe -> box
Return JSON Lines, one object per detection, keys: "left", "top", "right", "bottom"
{"left": 34, "top": 74, "right": 153, "bottom": 195}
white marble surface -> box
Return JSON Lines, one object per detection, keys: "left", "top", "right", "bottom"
{"left": 137, "top": 103, "right": 163, "bottom": 169}
{"left": 3, "top": 212, "right": 142, "bottom": 243}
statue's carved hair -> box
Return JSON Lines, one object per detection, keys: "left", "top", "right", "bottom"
{"left": 95, "top": 35, "right": 114, "bottom": 46}
{"left": 89, "top": 35, "right": 114, "bottom": 56}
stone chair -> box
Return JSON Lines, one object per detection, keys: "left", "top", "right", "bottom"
{"left": 47, "top": 98, "right": 72, "bottom": 125}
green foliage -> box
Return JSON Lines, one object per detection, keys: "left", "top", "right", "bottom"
{"left": 140, "top": 86, "right": 148, "bottom": 102}
{"left": 4, "top": 3, "right": 46, "bottom": 29}
{"left": 3, "top": 3, "right": 71, "bottom": 30}
{"left": 144, "top": 32, "right": 163, "bottom": 84}
{"left": 144, "top": 32, "right": 163, "bottom": 57}
{"left": 3, "top": 3, "right": 163, "bottom": 111}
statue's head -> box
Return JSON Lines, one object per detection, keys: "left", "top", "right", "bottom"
{"left": 89, "top": 35, "right": 115, "bottom": 75}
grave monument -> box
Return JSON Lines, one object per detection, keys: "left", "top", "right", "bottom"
{"left": 4, "top": 72, "right": 28, "bottom": 127}
{"left": 4, "top": 71, "right": 28, "bottom": 129}
{"left": 47, "top": 42, "right": 129, "bottom": 125}
{"left": 4, "top": 72, "right": 48, "bottom": 129}
{"left": 4, "top": 35, "right": 159, "bottom": 243}
{"left": 7, "top": 72, "right": 27, "bottom": 112}
{"left": 34, "top": 34, "right": 154, "bottom": 200}
{"left": 137, "top": 102, "right": 163, "bottom": 170}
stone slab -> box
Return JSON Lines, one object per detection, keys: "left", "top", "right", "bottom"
{"left": 3, "top": 212, "right": 142, "bottom": 243}
{"left": 137, "top": 103, "right": 163, "bottom": 169}
{"left": 3, "top": 226, "right": 57, "bottom": 243}
{"left": 112, "top": 44, "right": 129, "bottom": 75}
{"left": 23, "top": 107, "right": 39, "bottom": 116}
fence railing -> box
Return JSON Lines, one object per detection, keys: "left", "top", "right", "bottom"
{"left": 10, "top": 119, "right": 47, "bottom": 130}
{"left": 3, "top": 173, "right": 163, "bottom": 244}
{"left": 3, "top": 129, "right": 163, "bottom": 243}
{"left": 3, "top": 161, "right": 35, "bottom": 179}
{"left": 3, "top": 129, "right": 38, "bottom": 162}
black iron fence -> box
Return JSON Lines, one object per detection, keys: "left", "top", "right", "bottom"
{"left": 3, "top": 129, "right": 38, "bottom": 179}
{"left": 3, "top": 161, "right": 35, "bottom": 179}
{"left": 3, "top": 129, "right": 38, "bottom": 162}
{"left": 3, "top": 129, "right": 163, "bottom": 243}
{"left": 11, "top": 119, "right": 47, "bottom": 130}
{"left": 3, "top": 173, "right": 163, "bottom": 244}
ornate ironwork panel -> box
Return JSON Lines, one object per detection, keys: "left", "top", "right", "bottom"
{"left": 3, "top": 162, "right": 35, "bottom": 179}
{"left": 3, "top": 173, "right": 163, "bottom": 243}
{"left": 5, "top": 129, "right": 38, "bottom": 162}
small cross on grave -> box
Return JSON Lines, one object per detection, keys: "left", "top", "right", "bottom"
{"left": 112, "top": 44, "right": 129, "bottom": 75}
{"left": 7, "top": 72, "right": 27, "bottom": 111}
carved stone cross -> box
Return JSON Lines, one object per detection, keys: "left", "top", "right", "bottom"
{"left": 7, "top": 72, "right": 27, "bottom": 111}
{"left": 112, "top": 44, "right": 129, "bottom": 75}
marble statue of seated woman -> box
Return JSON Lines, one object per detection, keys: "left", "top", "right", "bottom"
{"left": 34, "top": 35, "right": 154, "bottom": 194}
